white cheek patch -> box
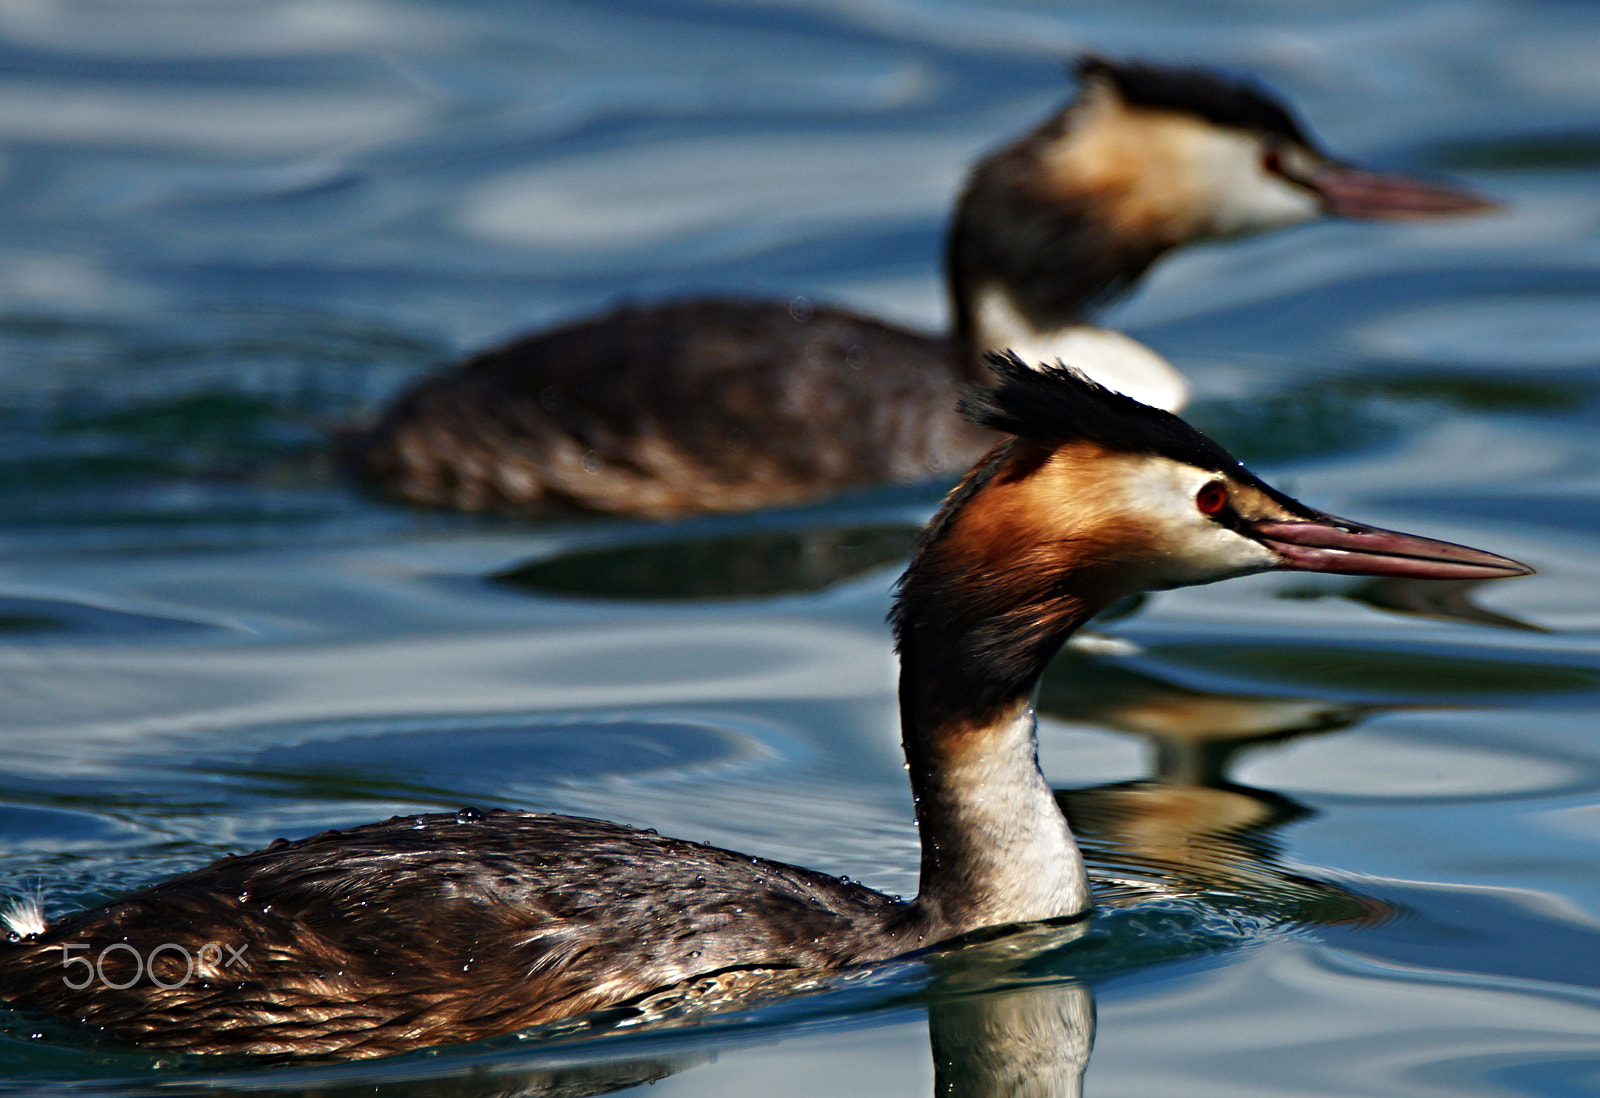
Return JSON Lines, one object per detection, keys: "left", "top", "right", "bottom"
{"left": 1112, "top": 459, "right": 1279, "bottom": 586}
{"left": 1183, "top": 127, "right": 1320, "bottom": 236}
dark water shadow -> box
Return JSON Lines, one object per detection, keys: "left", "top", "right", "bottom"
{"left": 495, "top": 523, "right": 920, "bottom": 601}
{"left": 0, "top": 596, "right": 227, "bottom": 642}
{"left": 1425, "top": 131, "right": 1600, "bottom": 171}
{"left": 171, "top": 1056, "right": 697, "bottom": 1098}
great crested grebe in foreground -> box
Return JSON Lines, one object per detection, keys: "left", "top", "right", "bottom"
{"left": 340, "top": 56, "right": 1496, "bottom": 519}
{"left": 0, "top": 358, "right": 1530, "bottom": 1057}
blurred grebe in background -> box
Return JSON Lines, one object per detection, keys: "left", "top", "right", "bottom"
{"left": 340, "top": 57, "right": 1495, "bottom": 519}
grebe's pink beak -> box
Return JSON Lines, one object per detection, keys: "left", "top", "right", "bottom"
{"left": 1308, "top": 164, "right": 1501, "bottom": 220}
{"left": 1251, "top": 516, "right": 1533, "bottom": 580}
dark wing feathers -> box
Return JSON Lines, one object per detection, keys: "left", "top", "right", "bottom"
{"left": 340, "top": 299, "right": 992, "bottom": 517}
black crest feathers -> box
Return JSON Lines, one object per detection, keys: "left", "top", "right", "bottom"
{"left": 1074, "top": 55, "right": 1315, "bottom": 148}
{"left": 962, "top": 352, "right": 1244, "bottom": 474}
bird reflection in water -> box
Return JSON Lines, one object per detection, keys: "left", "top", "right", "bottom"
{"left": 929, "top": 979, "right": 1095, "bottom": 1098}
{"left": 1324, "top": 576, "right": 1544, "bottom": 633}
{"left": 924, "top": 923, "right": 1096, "bottom": 1098}
{"left": 1040, "top": 648, "right": 1399, "bottom": 926}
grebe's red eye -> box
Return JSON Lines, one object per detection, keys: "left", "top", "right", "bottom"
{"left": 1196, "top": 482, "right": 1228, "bottom": 516}
{"left": 1261, "top": 146, "right": 1285, "bottom": 177}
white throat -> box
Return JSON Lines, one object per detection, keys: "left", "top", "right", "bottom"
{"left": 972, "top": 285, "right": 1190, "bottom": 412}
{"left": 916, "top": 700, "right": 1092, "bottom": 928}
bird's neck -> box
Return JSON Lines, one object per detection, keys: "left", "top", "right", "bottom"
{"left": 899, "top": 669, "right": 1091, "bottom": 936}
{"left": 959, "top": 285, "right": 1189, "bottom": 411}
{"left": 895, "top": 449, "right": 1116, "bottom": 934}
{"left": 944, "top": 90, "right": 1237, "bottom": 403}
{"left": 941, "top": 175, "right": 1188, "bottom": 409}
{"left": 945, "top": 224, "right": 1170, "bottom": 388}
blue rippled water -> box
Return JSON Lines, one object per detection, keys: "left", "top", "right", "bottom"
{"left": 1, "top": 1, "right": 1599, "bottom": 1094}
